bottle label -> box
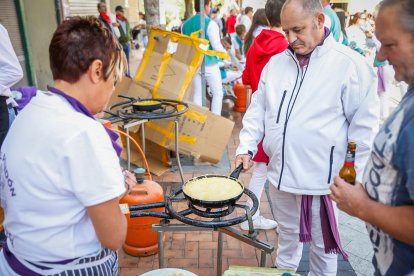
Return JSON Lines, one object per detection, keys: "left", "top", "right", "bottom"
{"left": 345, "top": 152, "right": 355, "bottom": 164}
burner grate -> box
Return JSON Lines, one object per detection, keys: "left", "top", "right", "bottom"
{"left": 129, "top": 188, "right": 259, "bottom": 231}
{"left": 105, "top": 95, "right": 189, "bottom": 121}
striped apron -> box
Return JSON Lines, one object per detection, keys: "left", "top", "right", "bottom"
{"left": 0, "top": 242, "right": 118, "bottom": 276}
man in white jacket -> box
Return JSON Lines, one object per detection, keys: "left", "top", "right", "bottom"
{"left": 235, "top": 0, "right": 379, "bottom": 274}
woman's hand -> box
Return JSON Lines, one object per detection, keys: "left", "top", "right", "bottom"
{"left": 120, "top": 170, "right": 137, "bottom": 198}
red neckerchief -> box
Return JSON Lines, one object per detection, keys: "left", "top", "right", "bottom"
{"left": 116, "top": 14, "right": 126, "bottom": 22}
{"left": 100, "top": 12, "right": 111, "bottom": 24}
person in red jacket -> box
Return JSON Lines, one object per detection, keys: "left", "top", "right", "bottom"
{"left": 240, "top": 0, "right": 288, "bottom": 231}
{"left": 226, "top": 9, "right": 238, "bottom": 35}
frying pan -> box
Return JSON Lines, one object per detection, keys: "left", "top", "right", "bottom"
{"left": 182, "top": 164, "right": 244, "bottom": 208}
{"left": 132, "top": 98, "right": 163, "bottom": 112}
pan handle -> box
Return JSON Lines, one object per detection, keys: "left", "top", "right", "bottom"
{"left": 230, "top": 163, "right": 244, "bottom": 179}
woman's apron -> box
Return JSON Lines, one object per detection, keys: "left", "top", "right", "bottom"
{"left": 1, "top": 241, "right": 118, "bottom": 276}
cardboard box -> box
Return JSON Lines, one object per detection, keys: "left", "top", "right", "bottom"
{"left": 118, "top": 129, "right": 171, "bottom": 176}
{"left": 108, "top": 28, "right": 234, "bottom": 165}
{"left": 111, "top": 77, "right": 234, "bottom": 164}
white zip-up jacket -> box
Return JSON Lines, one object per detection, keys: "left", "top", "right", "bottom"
{"left": 236, "top": 34, "right": 379, "bottom": 195}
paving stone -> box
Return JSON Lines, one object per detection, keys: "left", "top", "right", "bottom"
{"left": 345, "top": 239, "right": 374, "bottom": 259}
{"left": 354, "top": 258, "right": 376, "bottom": 276}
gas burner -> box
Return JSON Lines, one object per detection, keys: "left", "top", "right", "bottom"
{"left": 187, "top": 202, "right": 235, "bottom": 218}
{"left": 105, "top": 95, "right": 189, "bottom": 121}
{"left": 128, "top": 188, "right": 259, "bottom": 235}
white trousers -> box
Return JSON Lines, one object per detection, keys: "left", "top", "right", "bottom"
{"left": 190, "top": 64, "right": 223, "bottom": 115}
{"left": 269, "top": 185, "right": 338, "bottom": 276}
{"left": 376, "top": 64, "right": 395, "bottom": 120}
{"left": 246, "top": 162, "right": 268, "bottom": 220}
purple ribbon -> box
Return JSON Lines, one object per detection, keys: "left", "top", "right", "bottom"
{"left": 377, "top": 66, "right": 386, "bottom": 93}
{"left": 47, "top": 85, "right": 122, "bottom": 157}
{"left": 13, "top": 86, "right": 37, "bottom": 111}
{"left": 300, "top": 195, "right": 349, "bottom": 261}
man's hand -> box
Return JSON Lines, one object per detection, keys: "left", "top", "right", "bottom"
{"left": 330, "top": 176, "right": 370, "bottom": 218}
{"left": 235, "top": 154, "right": 254, "bottom": 172}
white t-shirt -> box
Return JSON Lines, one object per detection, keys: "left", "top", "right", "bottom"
{"left": 0, "top": 90, "right": 125, "bottom": 262}
{"left": 0, "top": 24, "right": 23, "bottom": 102}
{"left": 346, "top": 25, "right": 367, "bottom": 49}
{"left": 237, "top": 14, "right": 251, "bottom": 31}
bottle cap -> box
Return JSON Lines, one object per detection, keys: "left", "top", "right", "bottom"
{"left": 133, "top": 167, "right": 146, "bottom": 184}
{"left": 133, "top": 167, "right": 146, "bottom": 174}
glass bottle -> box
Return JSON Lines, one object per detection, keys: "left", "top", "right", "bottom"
{"left": 339, "top": 142, "right": 357, "bottom": 185}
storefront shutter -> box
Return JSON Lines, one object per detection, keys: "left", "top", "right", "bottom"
{"left": 62, "top": 0, "right": 101, "bottom": 17}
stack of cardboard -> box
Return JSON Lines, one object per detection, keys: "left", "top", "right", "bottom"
{"left": 108, "top": 28, "right": 235, "bottom": 175}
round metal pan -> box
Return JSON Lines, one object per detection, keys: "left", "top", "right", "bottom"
{"left": 132, "top": 99, "right": 163, "bottom": 112}
{"left": 182, "top": 164, "right": 244, "bottom": 208}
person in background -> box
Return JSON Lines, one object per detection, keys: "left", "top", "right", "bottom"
{"left": 220, "top": 7, "right": 228, "bottom": 37}
{"left": 0, "top": 22, "right": 23, "bottom": 246}
{"left": 330, "top": 0, "right": 414, "bottom": 275}
{"left": 226, "top": 8, "right": 238, "bottom": 35}
{"left": 346, "top": 12, "right": 368, "bottom": 52}
{"left": 240, "top": 0, "right": 288, "bottom": 231}
{"left": 320, "top": 0, "right": 343, "bottom": 43}
{"left": 219, "top": 37, "right": 242, "bottom": 86}
{"left": 211, "top": 9, "right": 223, "bottom": 38}
{"left": 336, "top": 10, "right": 349, "bottom": 45}
{"left": 231, "top": 24, "right": 246, "bottom": 65}
{"left": 369, "top": 5, "right": 394, "bottom": 121}
{"left": 97, "top": 2, "right": 120, "bottom": 36}
{"left": 243, "top": 8, "right": 269, "bottom": 55}
{"left": 115, "top": 5, "right": 132, "bottom": 77}
{"left": 0, "top": 16, "right": 133, "bottom": 275}
{"left": 236, "top": 0, "right": 379, "bottom": 274}
{"left": 237, "top": 6, "right": 254, "bottom": 31}
{"left": 181, "top": 0, "right": 227, "bottom": 115}
{"left": 222, "top": 36, "right": 239, "bottom": 71}
{"left": 137, "top": 12, "right": 148, "bottom": 48}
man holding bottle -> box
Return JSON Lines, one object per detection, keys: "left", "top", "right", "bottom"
{"left": 235, "top": 0, "right": 379, "bottom": 274}
{"left": 330, "top": 0, "right": 414, "bottom": 274}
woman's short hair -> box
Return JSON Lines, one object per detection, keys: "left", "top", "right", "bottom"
{"left": 49, "top": 16, "right": 126, "bottom": 84}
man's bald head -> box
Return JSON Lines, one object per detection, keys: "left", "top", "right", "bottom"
{"left": 281, "top": 0, "right": 325, "bottom": 55}
{"left": 282, "top": 0, "right": 323, "bottom": 19}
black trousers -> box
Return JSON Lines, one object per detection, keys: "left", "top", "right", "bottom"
{"left": 0, "top": 97, "right": 10, "bottom": 148}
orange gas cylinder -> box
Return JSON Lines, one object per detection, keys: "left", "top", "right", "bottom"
{"left": 120, "top": 177, "right": 164, "bottom": 256}
{"left": 233, "top": 83, "right": 248, "bottom": 112}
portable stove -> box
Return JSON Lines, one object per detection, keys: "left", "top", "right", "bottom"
{"left": 128, "top": 187, "right": 274, "bottom": 275}
{"left": 104, "top": 95, "right": 189, "bottom": 182}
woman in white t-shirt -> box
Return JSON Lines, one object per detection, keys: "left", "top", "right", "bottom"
{"left": 0, "top": 16, "right": 133, "bottom": 275}
{"left": 346, "top": 12, "right": 368, "bottom": 51}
